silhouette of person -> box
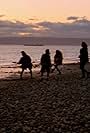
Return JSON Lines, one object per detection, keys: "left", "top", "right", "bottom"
{"left": 51, "top": 50, "right": 63, "bottom": 74}
{"left": 18, "top": 51, "right": 32, "bottom": 79}
{"left": 40, "top": 49, "right": 51, "bottom": 79}
{"left": 79, "top": 41, "right": 89, "bottom": 78}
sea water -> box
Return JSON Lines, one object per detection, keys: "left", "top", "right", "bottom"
{"left": 0, "top": 44, "right": 90, "bottom": 79}
{"left": 0, "top": 44, "right": 90, "bottom": 66}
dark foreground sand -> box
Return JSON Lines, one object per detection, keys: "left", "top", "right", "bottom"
{"left": 0, "top": 63, "right": 90, "bottom": 133}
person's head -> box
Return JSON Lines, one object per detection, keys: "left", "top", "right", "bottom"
{"left": 45, "top": 49, "right": 50, "bottom": 55}
{"left": 56, "top": 50, "right": 61, "bottom": 55}
{"left": 21, "top": 51, "right": 27, "bottom": 56}
{"left": 81, "top": 41, "right": 88, "bottom": 49}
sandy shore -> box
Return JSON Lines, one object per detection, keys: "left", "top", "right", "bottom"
{"left": 0, "top": 63, "right": 90, "bottom": 133}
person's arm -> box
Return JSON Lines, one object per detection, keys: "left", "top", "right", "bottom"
{"left": 49, "top": 56, "right": 52, "bottom": 67}
{"left": 54, "top": 55, "right": 56, "bottom": 64}
{"left": 78, "top": 49, "right": 81, "bottom": 58}
{"left": 40, "top": 54, "right": 44, "bottom": 65}
{"left": 17, "top": 58, "right": 22, "bottom": 64}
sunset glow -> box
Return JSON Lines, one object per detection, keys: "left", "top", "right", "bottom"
{"left": 0, "top": 0, "right": 90, "bottom": 37}
{"left": 0, "top": 0, "right": 90, "bottom": 21}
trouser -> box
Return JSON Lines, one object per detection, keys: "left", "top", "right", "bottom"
{"left": 80, "top": 62, "right": 87, "bottom": 77}
{"left": 51, "top": 64, "right": 61, "bottom": 74}
{"left": 41, "top": 65, "right": 50, "bottom": 77}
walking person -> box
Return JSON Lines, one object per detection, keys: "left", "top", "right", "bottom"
{"left": 79, "top": 41, "right": 89, "bottom": 78}
{"left": 51, "top": 50, "right": 63, "bottom": 74}
{"left": 40, "top": 49, "right": 51, "bottom": 80}
{"left": 18, "top": 51, "right": 32, "bottom": 79}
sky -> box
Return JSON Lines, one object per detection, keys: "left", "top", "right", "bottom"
{"left": 0, "top": 0, "right": 90, "bottom": 38}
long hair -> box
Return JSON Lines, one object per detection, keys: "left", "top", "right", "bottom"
{"left": 82, "top": 42, "right": 88, "bottom": 49}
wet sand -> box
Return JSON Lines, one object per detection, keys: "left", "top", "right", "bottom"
{"left": 0, "top": 63, "right": 90, "bottom": 132}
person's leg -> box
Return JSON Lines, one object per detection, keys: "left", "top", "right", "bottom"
{"left": 84, "top": 63, "right": 89, "bottom": 78}
{"left": 47, "top": 72, "right": 49, "bottom": 78}
{"left": 46, "top": 67, "right": 50, "bottom": 80}
{"left": 29, "top": 68, "right": 32, "bottom": 78}
{"left": 20, "top": 68, "right": 24, "bottom": 79}
{"left": 41, "top": 66, "right": 44, "bottom": 77}
{"left": 51, "top": 65, "right": 56, "bottom": 73}
{"left": 82, "top": 69, "right": 85, "bottom": 78}
{"left": 80, "top": 63, "right": 85, "bottom": 78}
{"left": 40, "top": 66, "right": 45, "bottom": 81}
{"left": 56, "top": 65, "right": 61, "bottom": 74}
{"left": 85, "top": 62, "right": 90, "bottom": 78}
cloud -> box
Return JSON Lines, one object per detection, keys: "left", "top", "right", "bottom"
{"left": 73, "top": 18, "right": 90, "bottom": 24}
{"left": 0, "top": 14, "right": 5, "bottom": 18}
{"left": 36, "top": 17, "right": 90, "bottom": 38}
{"left": 67, "top": 16, "right": 79, "bottom": 20}
{"left": 67, "top": 16, "right": 88, "bottom": 21}
{"left": 0, "top": 20, "right": 39, "bottom": 37}
{"left": 0, "top": 16, "right": 90, "bottom": 38}
{"left": 29, "top": 18, "right": 39, "bottom": 21}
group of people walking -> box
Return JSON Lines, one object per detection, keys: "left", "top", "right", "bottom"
{"left": 18, "top": 41, "right": 89, "bottom": 80}
{"left": 18, "top": 49, "right": 63, "bottom": 79}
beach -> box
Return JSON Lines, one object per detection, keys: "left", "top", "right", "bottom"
{"left": 0, "top": 63, "right": 90, "bottom": 133}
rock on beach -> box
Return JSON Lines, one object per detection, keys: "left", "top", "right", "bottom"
{"left": 0, "top": 63, "right": 90, "bottom": 133}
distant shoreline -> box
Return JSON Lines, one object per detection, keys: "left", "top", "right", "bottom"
{"left": 0, "top": 37, "right": 90, "bottom": 45}
{"left": 24, "top": 44, "right": 44, "bottom": 46}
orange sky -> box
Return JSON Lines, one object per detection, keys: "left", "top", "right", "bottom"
{"left": 0, "top": 0, "right": 90, "bottom": 38}
{"left": 0, "top": 0, "right": 90, "bottom": 22}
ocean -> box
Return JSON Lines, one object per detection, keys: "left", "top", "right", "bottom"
{"left": 0, "top": 44, "right": 90, "bottom": 66}
{"left": 0, "top": 38, "right": 90, "bottom": 79}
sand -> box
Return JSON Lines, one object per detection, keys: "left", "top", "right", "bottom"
{"left": 0, "top": 63, "right": 90, "bottom": 133}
